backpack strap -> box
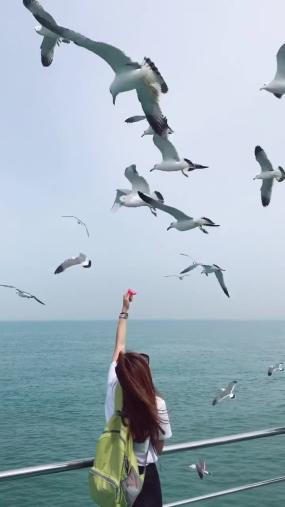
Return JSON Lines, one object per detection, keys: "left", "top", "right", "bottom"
{"left": 114, "top": 383, "right": 123, "bottom": 414}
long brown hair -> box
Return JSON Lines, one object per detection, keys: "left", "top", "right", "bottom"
{"left": 115, "top": 352, "right": 164, "bottom": 443}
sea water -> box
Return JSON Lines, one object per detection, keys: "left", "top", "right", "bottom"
{"left": 1, "top": 320, "right": 285, "bottom": 507}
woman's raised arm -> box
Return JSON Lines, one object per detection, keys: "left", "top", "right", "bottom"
{"left": 112, "top": 291, "right": 134, "bottom": 362}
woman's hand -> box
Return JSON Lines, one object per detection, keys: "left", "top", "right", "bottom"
{"left": 122, "top": 291, "right": 132, "bottom": 312}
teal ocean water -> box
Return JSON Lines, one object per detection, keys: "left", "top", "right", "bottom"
{"left": 1, "top": 320, "right": 285, "bottom": 507}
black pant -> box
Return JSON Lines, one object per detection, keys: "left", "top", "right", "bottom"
{"left": 133, "top": 463, "right": 162, "bottom": 507}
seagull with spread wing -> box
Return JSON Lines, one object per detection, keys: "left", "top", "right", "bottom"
{"left": 23, "top": 0, "right": 171, "bottom": 136}
{"left": 142, "top": 127, "right": 207, "bottom": 177}
{"left": 112, "top": 164, "right": 164, "bottom": 216}
{"left": 260, "top": 43, "right": 285, "bottom": 98}
{"left": 62, "top": 215, "right": 89, "bottom": 237}
{"left": 179, "top": 255, "right": 230, "bottom": 298}
{"left": 54, "top": 253, "right": 91, "bottom": 274}
{"left": 138, "top": 192, "right": 219, "bottom": 233}
{"left": 189, "top": 459, "right": 210, "bottom": 480}
{"left": 0, "top": 284, "right": 45, "bottom": 305}
{"left": 254, "top": 146, "right": 285, "bottom": 207}
{"left": 212, "top": 381, "right": 237, "bottom": 406}
{"left": 268, "top": 363, "right": 284, "bottom": 376}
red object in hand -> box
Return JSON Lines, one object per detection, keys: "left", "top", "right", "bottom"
{"left": 127, "top": 289, "right": 137, "bottom": 297}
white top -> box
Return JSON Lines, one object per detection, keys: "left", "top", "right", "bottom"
{"left": 105, "top": 361, "right": 172, "bottom": 466}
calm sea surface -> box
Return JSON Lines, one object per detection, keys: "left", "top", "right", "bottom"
{"left": 1, "top": 320, "right": 285, "bottom": 507}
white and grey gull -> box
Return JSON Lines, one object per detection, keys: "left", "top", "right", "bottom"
{"left": 254, "top": 146, "right": 285, "bottom": 207}
{"left": 112, "top": 164, "right": 163, "bottom": 216}
{"left": 138, "top": 192, "right": 219, "bottom": 233}
{"left": 141, "top": 127, "right": 207, "bottom": 177}
{"left": 54, "top": 253, "right": 91, "bottom": 274}
{"left": 35, "top": 24, "right": 70, "bottom": 66}
{"left": 212, "top": 381, "right": 237, "bottom": 406}
{"left": 260, "top": 43, "right": 285, "bottom": 98}
{"left": 62, "top": 215, "right": 90, "bottom": 237}
{"left": 179, "top": 256, "right": 230, "bottom": 298}
{"left": 23, "top": 0, "right": 171, "bottom": 136}
{"left": 0, "top": 284, "right": 45, "bottom": 305}
{"left": 189, "top": 459, "right": 210, "bottom": 480}
{"left": 268, "top": 363, "right": 284, "bottom": 376}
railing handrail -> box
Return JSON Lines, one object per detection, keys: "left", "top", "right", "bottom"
{"left": 1, "top": 425, "right": 285, "bottom": 481}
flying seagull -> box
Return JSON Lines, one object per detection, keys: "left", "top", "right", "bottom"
{"left": 23, "top": 0, "right": 171, "bottom": 136}
{"left": 61, "top": 215, "right": 90, "bottom": 237}
{"left": 212, "top": 381, "right": 237, "bottom": 406}
{"left": 138, "top": 192, "right": 219, "bottom": 233}
{"left": 112, "top": 164, "right": 164, "bottom": 216}
{"left": 54, "top": 253, "right": 91, "bottom": 274}
{"left": 164, "top": 274, "right": 190, "bottom": 280}
{"left": 268, "top": 363, "right": 284, "bottom": 376}
{"left": 142, "top": 128, "right": 207, "bottom": 177}
{"left": 180, "top": 260, "right": 230, "bottom": 298}
{"left": 0, "top": 284, "right": 45, "bottom": 305}
{"left": 35, "top": 24, "right": 70, "bottom": 66}
{"left": 260, "top": 43, "right": 285, "bottom": 98}
{"left": 254, "top": 146, "right": 285, "bottom": 207}
{"left": 189, "top": 459, "right": 210, "bottom": 480}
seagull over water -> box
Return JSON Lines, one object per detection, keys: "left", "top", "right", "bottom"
{"left": 268, "top": 363, "right": 284, "bottom": 376}
{"left": 54, "top": 253, "right": 91, "bottom": 274}
{"left": 179, "top": 256, "right": 230, "bottom": 298}
{"left": 35, "top": 24, "right": 70, "bottom": 66}
{"left": 0, "top": 284, "right": 45, "bottom": 305}
{"left": 138, "top": 192, "right": 219, "bottom": 233}
{"left": 212, "top": 381, "right": 237, "bottom": 406}
{"left": 260, "top": 43, "right": 285, "bottom": 98}
{"left": 254, "top": 146, "right": 285, "bottom": 207}
{"left": 62, "top": 215, "right": 90, "bottom": 237}
{"left": 189, "top": 459, "right": 210, "bottom": 480}
{"left": 112, "top": 164, "right": 164, "bottom": 216}
{"left": 141, "top": 127, "right": 207, "bottom": 177}
{"left": 23, "top": 0, "right": 171, "bottom": 136}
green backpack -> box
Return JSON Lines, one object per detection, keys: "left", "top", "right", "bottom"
{"left": 89, "top": 384, "right": 145, "bottom": 507}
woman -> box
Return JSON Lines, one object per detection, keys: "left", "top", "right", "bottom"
{"left": 105, "top": 291, "right": 172, "bottom": 507}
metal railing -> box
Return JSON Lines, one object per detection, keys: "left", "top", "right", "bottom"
{"left": 1, "top": 425, "right": 285, "bottom": 505}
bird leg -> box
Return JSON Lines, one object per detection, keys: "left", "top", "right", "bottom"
{"left": 200, "top": 226, "right": 208, "bottom": 234}
{"left": 182, "top": 169, "right": 189, "bottom": 177}
{"left": 150, "top": 207, "right": 157, "bottom": 217}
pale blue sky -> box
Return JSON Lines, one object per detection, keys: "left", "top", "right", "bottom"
{"left": 1, "top": 0, "right": 285, "bottom": 320}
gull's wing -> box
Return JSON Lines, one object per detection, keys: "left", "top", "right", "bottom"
{"left": 153, "top": 134, "right": 180, "bottom": 161}
{"left": 124, "top": 165, "right": 150, "bottom": 194}
{"left": 275, "top": 43, "right": 285, "bottom": 80}
{"left": 25, "top": 2, "right": 139, "bottom": 73}
{"left": 180, "top": 263, "right": 200, "bottom": 275}
{"left": 268, "top": 366, "right": 274, "bottom": 376}
{"left": 125, "top": 115, "right": 146, "bottom": 123}
{"left": 212, "top": 388, "right": 226, "bottom": 405}
{"left": 0, "top": 284, "right": 16, "bottom": 289}
{"left": 215, "top": 270, "right": 230, "bottom": 298}
{"left": 40, "top": 35, "right": 57, "bottom": 66}
{"left": 62, "top": 215, "right": 79, "bottom": 220}
{"left": 195, "top": 462, "right": 204, "bottom": 480}
{"left": 32, "top": 295, "right": 45, "bottom": 305}
{"left": 225, "top": 381, "right": 237, "bottom": 395}
{"left": 260, "top": 179, "right": 274, "bottom": 207}
{"left": 138, "top": 192, "right": 191, "bottom": 220}
{"left": 112, "top": 189, "right": 129, "bottom": 211}
{"left": 54, "top": 253, "right": 86, "bottom": 274}
{"left": 136, "top": 82, "right": 170, "bottom": 136}
{"left": 255, "top": 146, "right": 273, "bottom": 172}
{"left": 82, "top": 222, "right": 90, "bottom": 238}
{"left": 23, "top": 0, "right": 58, "bottom": 25}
